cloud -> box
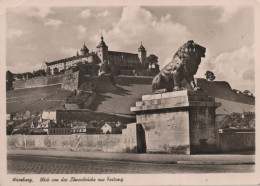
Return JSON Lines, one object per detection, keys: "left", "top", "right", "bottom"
{"left": 97, "top": 10, "right": 111, "bottom": 17}
{"left": 77, "top": 25, "right": 87, "bottom": 38}
{"left": 21, "top": 7, "right": 53, "bottom": 20}
{"left": 44, "top": 19, "right": 63, "bottom": 29}
{"left": 218, "top": 6, "right": 240, "bottom": 22}
{"left": 7, "top": 28, "right": 23, "bottom": 39}
{"left": 16, "top": 45, "right": 36, "bottom": 51}
{"left": 80, "top": 9, "right": 91, "bottom": 18}
{"left": 60, "top": 46, "right": 78, "bottom": 56}
{"left": 196, "top": 45, "right": 254, "bottom": 93}
{"left": 92, "top": 6, "right": 190, "bottom": 65}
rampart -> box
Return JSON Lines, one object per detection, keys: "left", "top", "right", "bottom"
{"left": 13, "top": 75, "right": 64, "bottom": 89}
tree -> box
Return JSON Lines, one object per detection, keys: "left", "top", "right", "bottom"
{"left": 34, "top": 69, "right": 46, "bottom": 77}
{"left": 205, "top": 71, "right": 215, "bottom": 81}
{"left": 17, "top": 73, "right": 23, "bottom": 80}
{"left": 26, "top": 72, "right": 33, "bottom": 79}
{"left": 146, "top": 54, "right": 158, "bottom": 65}
{"left": 6, "top": 70, "right": 14, "bottom": 91}
{"left": 145, "top": 54, "right": 158, "bottom": 69}
{"left": 243, "top": 90, "right": 251, "bottom": 95}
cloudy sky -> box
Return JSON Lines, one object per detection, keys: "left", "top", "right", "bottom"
{"left": 6, "top": 6, "right": 254, "bottom": 92}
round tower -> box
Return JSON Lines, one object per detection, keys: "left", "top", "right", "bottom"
{"left": 80, "top": 42, "right": 89, "bottom": 55}
{"left": 138, "top": 42, "right": 147, "bottom": 64}
{"left": 96, "top": 35, "right": 108, "bottom": 63}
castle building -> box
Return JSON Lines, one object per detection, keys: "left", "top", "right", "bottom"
{"left": 42, "top": 36, "right": 148, "bottom": 75}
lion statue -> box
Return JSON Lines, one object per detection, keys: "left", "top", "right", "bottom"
{"left": 152, "top": 40, "right": 206, "bottom": 94}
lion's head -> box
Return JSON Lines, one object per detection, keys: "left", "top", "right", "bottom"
{"left": 176, "top": 40, "right": 206, "bottom": 74}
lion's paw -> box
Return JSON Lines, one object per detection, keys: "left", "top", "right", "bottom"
{"left": 193, "top": 87, "right": 202, "bottom": 91}
{"left": 173, "top": 86, "right": 182, "bottom": 91}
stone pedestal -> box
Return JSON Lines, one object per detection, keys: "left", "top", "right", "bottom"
{"left": 130, "top": 90, "right": 221, "bottom": 154}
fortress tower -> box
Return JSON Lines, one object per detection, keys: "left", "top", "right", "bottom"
{"left": 138, "top": 42, "right": 147, "bottom": 64}
{"left": 96, "top": 35, "right": 108, "bottom": 63}
{"left": 80, "top": 42, "right": 89, "bottom": 55}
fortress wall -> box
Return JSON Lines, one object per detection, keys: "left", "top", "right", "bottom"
{"left": 13, "top": 75, "right": 64, "bottom": 89}
{"left": 79, "top": 76, "right": 98, "bottom": 91}
{"left": 56, "top": 109, "right": 136, "bottom": 124}
{"left": 47, "top": 75, "right": 64, "bottom": 85}
{"left": 7, "top": 134, "right": 127, "bottom": 153}
{"left": 61, "top": 71, "right": 79, "bottom": 91}
{"left": 25, "top": 77, "right": 48, "bottom": 88}
{"left": 13, "top": 80, "right": 26, "bottom": 89}
{"left": 79, "top": 75, "right": 117, "bottom": 92}
{"left": 96, "top": 75, "right": 117, "bottom": 92}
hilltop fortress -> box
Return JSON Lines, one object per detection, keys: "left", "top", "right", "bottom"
{"left": 42, "top": 36, "right": 158, "bottom": 76}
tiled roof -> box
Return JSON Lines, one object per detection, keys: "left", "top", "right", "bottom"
{"left": 45, "top": 53, "right": 95, "bottom": 66}
{"left": 80, "top": 43, "right": 89, "bottom": 52}
{"left": 108, "top": 51, "right": 138, "bottom": 57}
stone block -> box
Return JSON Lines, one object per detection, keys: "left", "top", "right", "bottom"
{"left": 142, "top": 90, "right": 208, "bottom": 101}
{"left": 132, "top": 90, "right": 220, "bottom": 154}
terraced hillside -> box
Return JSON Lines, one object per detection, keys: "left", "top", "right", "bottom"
{"left": 89, "top": 76, "right": 255, "bottom": 115}
{"left": 7, "top": 75, "right": 254, "bottom": 117}
{"left": 6, "top": 85, "right": 72, "bottom": 114}
{"left": 89, "top": 76, "right": 153, "bottom": 115}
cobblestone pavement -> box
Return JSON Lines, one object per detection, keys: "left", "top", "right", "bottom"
{"left": 7, "top": 155, "right": 254, "bottom": 174}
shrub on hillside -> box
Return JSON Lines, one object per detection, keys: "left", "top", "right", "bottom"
{"left": 218, "top": 112, "right": 255, "bottom": 129}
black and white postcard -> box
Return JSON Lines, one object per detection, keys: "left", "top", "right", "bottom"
{"left": 0, "top": 0, "right": 259, "bottom": 185}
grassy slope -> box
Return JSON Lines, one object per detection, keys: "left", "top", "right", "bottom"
{"left": 6, "top": 84, "right": 72, "bottom": 114}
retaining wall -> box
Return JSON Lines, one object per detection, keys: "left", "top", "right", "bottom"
{"left": 7, "top": 134, "right": 127, "bottom": 152}
{"left": 12, "top": 80, "right": 26, "bottom": 89}
{"left": 219, "top": 130, "right": 255, "bottom": 152}
{"left": 7, "top": 123, "right": 139, "bottom": 153}
{"left": 13, "top": 75, "right": 64, "bottom": 89}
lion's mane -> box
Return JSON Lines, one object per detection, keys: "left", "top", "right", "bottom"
{"left": 152, "top": 40, "right": 206, "bottom": 93}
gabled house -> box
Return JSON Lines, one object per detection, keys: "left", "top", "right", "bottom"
{"left": 42, "top": 110, "right": 56, "bottom": 121}
{"left": 101, "top": 123, "right": 113, "bottom": 134}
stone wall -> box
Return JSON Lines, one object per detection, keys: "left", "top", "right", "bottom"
{"left": 7, "top": 134, "right": 127, "bottom": 152}
{"left": 219, "top": 130, "right": 255, "bottom": 152}
{"left": 61, "top": 70, "right": 80, "bottom": 91}
{"left": 79, "top": 75, "right": 117, "bottom": 92}
{"left": 12, "top": 80, "right": 26, "bottom": 89}
{"left": 131, "top": 90, "right": 221, "bottom": 154}
{"left": 136, "top": 111, "right": 190, "bottom": 154}
{"left": 13, "top": 75, "right": 64, "bottom": 89}
{"left": 7, "top": 123, "right": 139, "bottom": 153}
